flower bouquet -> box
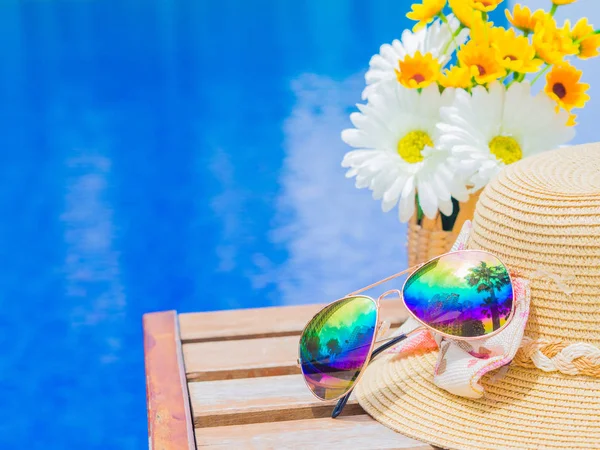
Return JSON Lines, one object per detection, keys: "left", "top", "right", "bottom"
{"left": 341, "top": 0, "right": 598, "bottom": 265}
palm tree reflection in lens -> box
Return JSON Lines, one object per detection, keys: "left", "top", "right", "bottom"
{"left": 465, "top": 260, "right": 512, "bottom": 331}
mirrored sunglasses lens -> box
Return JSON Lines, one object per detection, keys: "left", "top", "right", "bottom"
{"left": 403, "top": 251, "right": 513, "bottom": 338}
{"left": 299, "top": 296, "right": 377, "bottom": 400}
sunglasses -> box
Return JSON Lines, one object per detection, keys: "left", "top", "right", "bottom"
{"left": 297, "top": 250, "right": 515, "bottom": 418}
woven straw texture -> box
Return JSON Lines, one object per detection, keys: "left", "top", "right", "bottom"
{"left": 407, "top": 191, "right": 480, "bottom": 266}
{"left": 356, "top": 144, "right": 600, "bottom": 450}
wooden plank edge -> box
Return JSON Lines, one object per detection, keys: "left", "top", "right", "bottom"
{"left": 195, "top": 402, "right": 364, "bottom": 428}
{"left": 182, "top": 330, "right": 301, "bottom": 344}
{"left": 186, "top": 365, "right": 299, "bottom": 383}
{"left": 144, "top": 311, "right": 195, "bottom": 450}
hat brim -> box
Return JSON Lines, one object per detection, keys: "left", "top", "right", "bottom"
{"left": 355, "top": 350, "right": 600, "bottom": 450}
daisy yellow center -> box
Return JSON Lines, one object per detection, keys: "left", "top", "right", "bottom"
{"left": 397, "top": 131, "right": 433, "bottom": 163}
{"left": 489, "top": 136, "right": 522, "bottom": 165}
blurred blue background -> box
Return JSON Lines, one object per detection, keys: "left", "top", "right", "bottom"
{"left": 0, "top": 0, "right": 596, "bottom": 448}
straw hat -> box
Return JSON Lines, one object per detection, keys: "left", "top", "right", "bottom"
{"left": 355, "top": 144, "right": 600, "bottom": 450}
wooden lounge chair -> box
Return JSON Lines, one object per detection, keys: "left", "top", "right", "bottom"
{"left": 143, "top": 302, "right": 434, "bottom": 449}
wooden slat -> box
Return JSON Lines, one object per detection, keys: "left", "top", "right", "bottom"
{"left": 179, "top": 300, "right": 408, "bottom": 343}
{"left": 144, "top": 311, "right": 195, "bottom": 450}
{"left": 189, "top": 374, "right": 363, "bottom": 427}
{"left": 195, "top": 415, "right": 433, "bottom": 449}
{"left": 183, "top": 335, "right": 299, "bottom": 381}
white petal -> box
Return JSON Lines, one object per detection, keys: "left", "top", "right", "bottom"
{"left": 345, "top": 167, "right": 358, "bottom": 178}
{"left": 355, "top": 171, "right": 376, "bottom": 189}
{"left": 399, "top": 177, "right": 416, "bottom": 223}
{"left": 341, "top": 150, "right": 377, "bottom": 168}
{"left": 417, "top": 179, "right": 438, "bottom": 219}
{"left": 439, "top": 198, "right": 454, "bottom": 216}
{"left": 341, "top": 129, "right": 373, "bottom": 148}
{"left": 381, "top": 175, "right": 406, "bottom": 212}
{"left": 371, "top": 169, "right": 397, "bottom": 200}
{"left": 431, "top": 172, "right": 452, "bottom": 202}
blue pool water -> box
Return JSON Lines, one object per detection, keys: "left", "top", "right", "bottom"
{"left": 0, "top": 1, "right": 596, "bottom": 448}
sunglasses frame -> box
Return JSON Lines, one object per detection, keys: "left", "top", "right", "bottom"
{"left": 401, "top": 249, "right": 516, "bottom": 342}
{"left": 297, "top": 249, "right": 516, "bottom": 405}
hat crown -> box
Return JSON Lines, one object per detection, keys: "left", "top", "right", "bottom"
{"left": 469, "top": 144, "right": 600, "bottom": 346}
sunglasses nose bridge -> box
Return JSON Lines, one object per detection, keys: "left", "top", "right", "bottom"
{"left": 378, "top": 289, "right": 402, "bottom": 302}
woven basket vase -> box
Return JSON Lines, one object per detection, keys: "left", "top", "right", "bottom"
{"left": 407, "top": 191, "right": 481, "bottom": 266}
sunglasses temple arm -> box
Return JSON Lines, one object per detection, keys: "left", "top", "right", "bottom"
{"left": 331, "top": 333, "right": 409, "bottom": 419}
{"left": 347, "top": 263, "right": 423, "bottom": 297}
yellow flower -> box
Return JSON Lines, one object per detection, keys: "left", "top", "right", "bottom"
{"left": 532, "top": 16, "right": 578, "bottom": 64}
{"left": 395, "top": 51, "right": 441, "bottom": 89}
{"left": 552, "top": 0, "right": 576, "bottom": 4}
{"left": 470, "top": 18, "right": 513, "bottom": 47}
{"left": 471, "top": 0, "right": 503, "bottom": 12}
{"left": 564, "top": 18, "right": 600, "bottom": 60}
{"left": 406, "top": 0, "right": 447, "bottom": 31}
{"left": 566, "top": 113, "right": 577, "bottom": 127}
{"left": 505, "top": 4, "right": 548, "bottom": 34}
{"left": 545, "top": 62, "right": 590, "bottom": 111}
{"left": 492, "top": 32, "right": 543, "bottom": 73}
{"left": 458, "top": 42, "right": 506, "bottom": 84}
{"left": 440, "top": 65, "right": 473, "bottom": 89}
{"left": 449, "top": 0, "right": 482, "bottom": 28}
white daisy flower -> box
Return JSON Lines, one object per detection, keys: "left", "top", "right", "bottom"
{"left": 363, "top": 14, "right": 469, "bottom": 99}
{"left": 341, "top": 83, "right": 470, "bottom": 223}
{"left": 438, "top": 82, "right": 575, "bottom": 190}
